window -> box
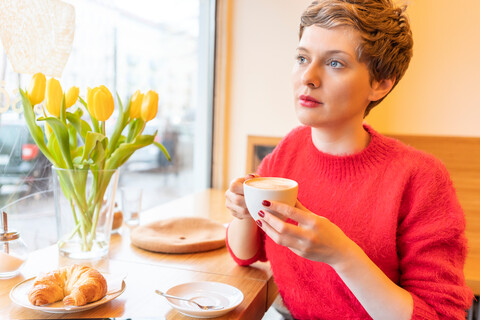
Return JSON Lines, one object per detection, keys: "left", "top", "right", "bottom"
{"left": 0, "top": 0, "right": 216, "bottom": 248}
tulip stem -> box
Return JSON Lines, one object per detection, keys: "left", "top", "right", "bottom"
{"left": 101, "top": 121, "right": 106, "bottom": 136}
{"left": 139, "top": 121, "right": 146, "bottom": 136}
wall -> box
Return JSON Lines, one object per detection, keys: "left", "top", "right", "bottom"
{"left": 367, "top": 0, "right": 480, "bottom": 136}
{"left": 225, "top": 0, "right": 480, "bottom": 184}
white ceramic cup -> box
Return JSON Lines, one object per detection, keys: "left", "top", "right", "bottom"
{"left": 243, "top": 177, "right": 298, "bottom": 221}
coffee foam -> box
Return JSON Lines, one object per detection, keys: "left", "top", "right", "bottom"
{"left": 245, "top": 177, "right": 296, "bottom": 190}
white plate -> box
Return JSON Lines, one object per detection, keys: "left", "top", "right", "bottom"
{"left": 9, "top": 272, "right": 126, "bottom": 314}
{"left": 164, "top": 281, "right": 244, "bottom": 318}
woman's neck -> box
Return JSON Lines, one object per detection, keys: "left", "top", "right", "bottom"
{"left": 310, "top": 122, "right": 371, "bottom": 156}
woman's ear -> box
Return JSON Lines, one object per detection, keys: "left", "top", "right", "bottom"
{"left": 369, "top": 78, "right": 395, "bottom": 102}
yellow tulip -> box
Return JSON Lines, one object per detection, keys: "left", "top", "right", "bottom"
{"left": 45, "top": 78, "right": 63, "bottom": 117}
{"left": 91, "top": 86, "right": 114, "bottom": 121}
{"left": 87, "top": 87, "right": 100, "bottom": 118}
{"left": 140, "top": 90, "right": 158, "bottom": 122}
{"left": 86, "top": 87, "right": 96, "bottom": 117}
{"left": 27, "top": 73, "right": 46, "bottom": 106}
{"left": 98, "top": 85, "right": 112, "bottom": 98}
{"left": 65, "top": 86, "right": 79, "bottom": 108}
{"left": 129, "top": 90, "right": 143, "bottom": 119}
{"left": 87, "top": 87, "right": 92, "bottom": 105}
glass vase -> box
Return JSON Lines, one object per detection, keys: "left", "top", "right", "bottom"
{"left": 52, "top": 167, "right": 119, "bottom": 260}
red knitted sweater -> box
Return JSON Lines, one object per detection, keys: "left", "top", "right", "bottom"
{"left": 226, "top": 125, "right": 473, "bottom": 319}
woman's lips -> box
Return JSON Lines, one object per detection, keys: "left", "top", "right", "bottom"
{"left": 299, "top": 95, "right": 322, "bottom": 108}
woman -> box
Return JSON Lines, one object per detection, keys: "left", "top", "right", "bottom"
{"left": 225, "top": 0, "right": 473, "bottom": 319}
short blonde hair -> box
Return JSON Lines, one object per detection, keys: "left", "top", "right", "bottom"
{"left": 300, "top": 0, "right": 413, "bottom": 116}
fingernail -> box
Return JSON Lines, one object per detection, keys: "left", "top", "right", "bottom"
{"left": 256, "top": 220, "right": 262, "bottom": 227}
{"left": 262, "top": 200, "right": 271, "bottom": 207}
{"left": 258, "top": 210, "right": 265, "bottom": 218}
{"left": 247, "top": 173, "right": 255, "bottom": 178}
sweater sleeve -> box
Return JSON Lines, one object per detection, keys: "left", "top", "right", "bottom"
{"left": 225, "top": 223, "right": 267, "bottom": 265}
{"left": 224, "top": 149, "right": 276, "bottom": 266}
{"left": 397, "top": 157, "right": 473, "bottom": 319}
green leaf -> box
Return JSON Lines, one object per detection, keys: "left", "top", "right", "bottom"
{"left": 73, "top": 106, "right": 84, "bottom": 118}
{"left": 117, "top": 135, "right": 126, "bottom": 146}
{"left": 66, "top": 111, "right": 92, "bottom": 143}
{"left": 105, "top": 134, "right": 155, "bottom": 170}
{"left": 72, "top": 146, "right": 84, "bottom": 158}
{"left": 119, "top": 93, "right": 132, "bottom": 128}
{"left": 47, "top": 135, "right": 67, "bottom": 168}
{"left": 91, "top": 140, "right": 107, "bottom": 166}
{"left": 126, "top": 118, "right": 145, "bottom": 143}
{"left": 71, "top": 146, "right": 85, "bottom": 166}
{"left": 106, "top": 94, "right": 131, "bottom": 158}
{"left": 154, "top": 141, "right": 171, "bottom": 161}
{"left": 38, "top": 116, "right": 74, "bottom": 169}
{"left": 68, "top": 124, "right": 77, "bottom": 150}
{"left": 81, "top": 132, "right": 107, "bottom": 166}
{"left": 19, "top": 89, "right": 58, "bottom": 166}
{"left": 60, "top": 95, "right": 67, "bottom": 123}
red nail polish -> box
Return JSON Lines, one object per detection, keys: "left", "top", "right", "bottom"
{"left": 262, "top": 200, "right": 271, "bottom": 207}
{"left": 258, "top": 210, "right": 265, "bottom": 218}
{"left": 256, "top": 220, "right": 262, "bottom": 227}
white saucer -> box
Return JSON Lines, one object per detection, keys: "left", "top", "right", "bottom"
{"left": 9, "top": 272, "right": 126, "bottom": 314}
{"left": 164, "top": 281, "right": 244, "bottom": 318}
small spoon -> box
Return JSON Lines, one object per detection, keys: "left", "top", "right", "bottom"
{"left": 155, "top": 289, "right": 224, "bottom": 311}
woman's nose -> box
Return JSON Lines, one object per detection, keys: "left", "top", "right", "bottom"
{"left": 302, "top": 64, "right": 321, "bottom": 88}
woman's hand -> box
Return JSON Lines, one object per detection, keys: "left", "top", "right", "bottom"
{"left": 225, "top": 174, "right": 257, "bottom": 220}
{"left": 258, "top": 200, "right": 356, "bottom": 267}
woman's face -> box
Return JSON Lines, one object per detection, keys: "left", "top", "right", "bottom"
{"left": 292, "top": 25, "right": 380, "bottom": 129}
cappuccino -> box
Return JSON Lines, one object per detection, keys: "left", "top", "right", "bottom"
{"left": 243, "top": 177, "right": 298, "bottom": 221}
{"left": 245, "top": 177, "right": 296, "bottom": 190}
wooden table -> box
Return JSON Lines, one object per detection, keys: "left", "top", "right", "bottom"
{"left": 109, "top": 189, "right": 278, "bottom": 307}
{"left": 0, "top": 189, "right": 276, "bottom": 319}
{"left": 1, "top": 247, "right": 268, "bottom": 319}
{"left": 1, "top": 188, "right": 478, "bottom": 319}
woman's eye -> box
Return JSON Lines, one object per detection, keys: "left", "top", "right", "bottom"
{"left": 296, "top": 55, "right": 307, "bottom": 64}
{"left": 328, "top": 60, "right": 343, "bottom": 68}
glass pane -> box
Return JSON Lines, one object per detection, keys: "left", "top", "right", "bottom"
{"left": 0, "top": 0, "right": 215, "bottom": 248}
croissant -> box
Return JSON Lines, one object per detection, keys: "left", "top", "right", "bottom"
{"left": 28, "top": 264, "right": 107, "bottom": 306}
